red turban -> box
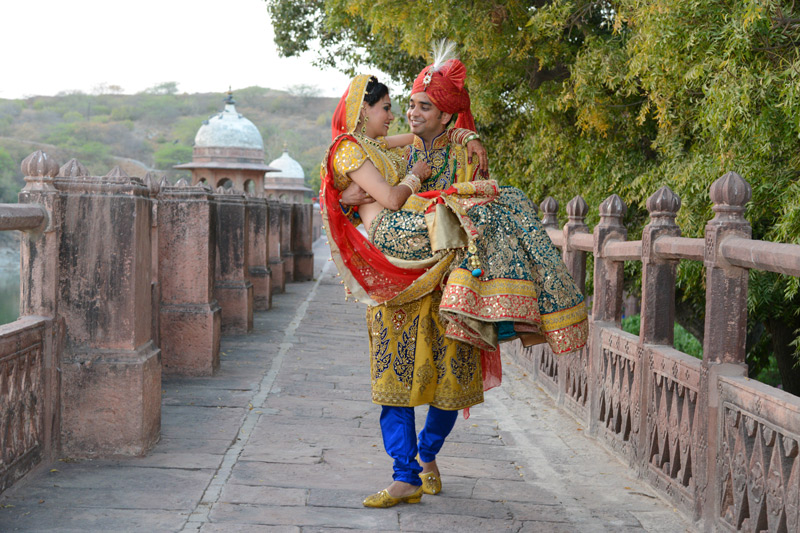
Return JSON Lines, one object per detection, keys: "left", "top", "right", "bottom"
{"left": 412, "top": 59, "right": 476, "bottom": 132}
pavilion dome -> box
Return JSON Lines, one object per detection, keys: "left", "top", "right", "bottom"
{"left": 267, "top": 149, "right": 305, "bottom": 180}
{"left": 194, "top": 94, "right": 264, "bottom": 150}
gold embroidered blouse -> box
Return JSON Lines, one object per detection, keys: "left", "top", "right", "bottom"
{"left": 331, "top": 134, "right": 408, "bottom": 191}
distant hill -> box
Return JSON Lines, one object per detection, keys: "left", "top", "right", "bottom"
{"left": 0, "top": 86, "right": 338, "bottom": 202}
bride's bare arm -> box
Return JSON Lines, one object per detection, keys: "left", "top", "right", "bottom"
{"left": 383, "top": 133, "right": 414, "bottom": 149}
{"left": 348, "top": 159, "right": 430, "bottom": 211}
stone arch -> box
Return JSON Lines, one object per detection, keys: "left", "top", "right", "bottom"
{"left": 244, "top": 179, "right": 256, "bottom": 195}
{"left": 217, "top": 177, "right": 234, "bottom": 190}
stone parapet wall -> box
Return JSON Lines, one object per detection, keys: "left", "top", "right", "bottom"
{"left": 502, "top": 173, "right": 800, "bottom": 532}
{"left": 0, "top": 151, "right": 313, "bottom": 494}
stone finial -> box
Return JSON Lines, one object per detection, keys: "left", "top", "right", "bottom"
{"left": 158, "top": 176, "right": 171, "bottom": 189}
{"left": 175, "top": 178, "right": 191, "bottom": 188}
{"left": 58, "top": 158, "right": 89, "bottom": 178}
{"left": 599, "top": 194, "right": 627, "bottom": 224}
{"left": 216, "top": 186, "right": 227, "bottom": 194}
{"left": 21, "top": 150, "right": 59, "bottom": 177}
{"left": 646, "top": 186, "right": 681, "bottom": 219}
{"left": 710, "top": 171, "right": 751, "bottom": 212}
{"left": 143, "top": 173, "right": 160, "bottom": 196}
{"left": 540, "top": 196, "right": 559, "bottom": 227}
{"left": 566, "top": 195, "right": 588, "bottom": 222}
{"left": 105, "top": 166, "right": 130, "bottom": 178}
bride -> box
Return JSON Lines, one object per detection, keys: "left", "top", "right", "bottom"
{"left": 321, "top": 74, "right": 588, "bottom": 354}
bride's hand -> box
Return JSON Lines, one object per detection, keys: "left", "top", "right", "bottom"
{"left": 411, "top": 160, "right": 431, "bottom": 181}
{"left": 340, "top": 182, "right": 375, "bottom": 206}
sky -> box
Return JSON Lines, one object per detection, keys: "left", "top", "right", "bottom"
{"left": 0, "top": 0, "right": 353, "bottom": 99}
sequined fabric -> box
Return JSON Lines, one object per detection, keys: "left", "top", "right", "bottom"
{"left": 368, "top": 291, "right": 484, "bottom": 409}
{"left": 368, "top": 185, "right": 588, "bottom": 354}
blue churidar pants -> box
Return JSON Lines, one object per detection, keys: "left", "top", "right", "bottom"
{"left": 379, "top": 405, "right": 459, "bottom": 485}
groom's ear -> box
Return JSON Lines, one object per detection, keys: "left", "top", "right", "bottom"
{"left": 438, "top": 111, "right": 453, "bottom": 126}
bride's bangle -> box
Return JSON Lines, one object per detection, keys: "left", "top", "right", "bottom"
{"left": 399, "top": 173, "right": 421, "bottom": 193}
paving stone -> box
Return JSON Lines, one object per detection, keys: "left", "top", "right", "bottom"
{"left": 471, "top": 477, "right": 560, "bottom": 504}
{"left": 200, "top": 524, "right": 300, "bottom": 533}
{"left": 208, "top": 502, "right": 400, "bottom": 530}
{"left": 399, "top": 509, "right": 520, "bottom": 533}
{"left": 0, "top": 505, "right": 187, "bottom": 532}
{"left": 160, "top": 405, "right": 246, "bottom": 439}
{"left": 219, "top": 484, "right": 308, "bottom": 506}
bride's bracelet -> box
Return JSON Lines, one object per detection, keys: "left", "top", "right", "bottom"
{"left": 399, "top": 173, "right": 421, "bottom": 193}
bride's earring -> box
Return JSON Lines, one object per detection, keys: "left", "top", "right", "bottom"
{"left": 361, "top": 115, "right": 369, "bottom": 134}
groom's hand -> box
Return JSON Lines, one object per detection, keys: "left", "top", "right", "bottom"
{"left": 466, "top": 139, "right": 489, "bottom": 172}
{"left": 340, "top": 182, "right": 375, "bottom": 206}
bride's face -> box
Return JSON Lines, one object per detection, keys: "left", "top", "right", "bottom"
{"left": 361, "top": 94, "right": 394, "bottom": 138}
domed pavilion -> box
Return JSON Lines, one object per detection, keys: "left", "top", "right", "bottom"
{"left": 175, "top": 91, "right": 276, "bottom": 194}
{"left": 264, "top": 147, "right": 312, "bottom": 203}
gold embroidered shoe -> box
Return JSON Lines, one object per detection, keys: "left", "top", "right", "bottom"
{"left": 419, "top": 471, "right": 442, "bottom": 495}
{"left": 362, "top": 486, "right": 424, "bottom": 508}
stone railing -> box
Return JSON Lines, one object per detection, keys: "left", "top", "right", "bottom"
{"left": 0, "top": 151, "right": 317, "bottom": 494}
{"left": 502, "top": 172, "right": 800, "bottom": 532}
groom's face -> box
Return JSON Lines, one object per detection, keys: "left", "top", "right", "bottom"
{"left": 407, "top": 92, "right": 452, "bottom": 139}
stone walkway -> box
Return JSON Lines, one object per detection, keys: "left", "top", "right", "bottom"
{"left": 0, "top": 240, "right": 695, "bottom": 532}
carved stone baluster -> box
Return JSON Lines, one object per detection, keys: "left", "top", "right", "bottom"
{"left": 540, "top": 196, "right": 558, "bottom": 229}
{"left": 563, "top": 195, "right": 589, "bottom": 295}
{"left": 592, "top": 194, "right": 627, "bottom": 325}
{"left": 640, "top": 186, "right": 681, "bottom": 345}
{"left": 702, "top": 171, "right": 752, "bottom": 527}
{"left": 268, "top": 200, "right": 285, "bottom": 293}
{"left": 703, "top": 172, "right": 751, "bottom": 365}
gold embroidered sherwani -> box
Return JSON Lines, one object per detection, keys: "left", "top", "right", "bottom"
{"left": 364, "top": 132, "right": 486, "bottom": 410}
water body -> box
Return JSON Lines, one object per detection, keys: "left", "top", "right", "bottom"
{"left": 0, "top": 243, "right": 21, "bottom": 325}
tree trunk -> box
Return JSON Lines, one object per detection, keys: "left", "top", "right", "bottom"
{"left": 766, "top": 316, "right": 800, "bottom": 396}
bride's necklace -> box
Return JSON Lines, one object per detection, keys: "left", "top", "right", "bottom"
{"left": 353, "top": 132, "right": 383, "bottom": 150}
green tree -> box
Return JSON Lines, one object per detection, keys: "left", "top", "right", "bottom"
{"left": 154, "top": 144, "right": 192, "bottom": 170}
{"left": 267, "top": 0, "right": 800, "bottom": 393}
{"left": 0, "top": 147, "right": 21, "bottom": 202}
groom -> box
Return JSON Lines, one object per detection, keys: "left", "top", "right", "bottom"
{"left": 342, "top": 56, "right": 489, "bottom": 507}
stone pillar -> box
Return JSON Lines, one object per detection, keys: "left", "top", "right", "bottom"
{"left": 701, "top": 172, "right": 751, "bottom": 528}
{"left": 17, "top": 151, "right": 64, "bottom": 462}
{"left": 702, "top": 172, "right": 752, "bottom": 365}
{"left": 292, "top": 203, "right": 314, "bottom": 282}
{"left": 158, "top": 179, "right": 221, "bottom": 375}
{"left": 539, "top": 196, "right": 557, "bottom": 229}
{"left": 280, "top": 203, "right": 294, "bottom": 283}
{"left": 144, "top": 173, "right": 161, "bottom": 350}
{"left": 247, "top": 196, "right": 271, "bottom": 310}
{"left": 56, "top": 166, "right": 160, "bottom": 457}
{"left": 563, "top": 195, "right": 589, "bottom": 295}
{"left": 215, "top": 188, "right": 253, "bottom": 333}
{"left": 639, "top": 186, "right": 681, "bottom": 345}
{"left": 18, "top": 151, "right": 62, "bottom": 319}
{"left": 592, "top": 194, "right": 627, "bottom": 325}
{"left": 268, "top": 200, "right": 285, "bottom": 293}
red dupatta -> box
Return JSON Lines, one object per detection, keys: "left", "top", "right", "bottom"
{"left": 322, "top": 134, "right": 430, "bottom": 303}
